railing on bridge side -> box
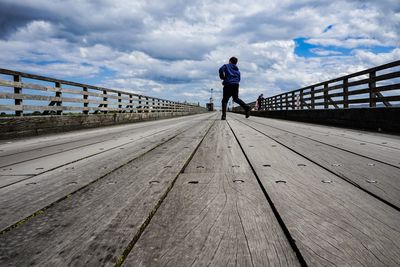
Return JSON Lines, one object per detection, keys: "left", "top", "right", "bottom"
{"left": 0, "top": 68, "right": 206, "bottom": 116}
{"left": 236, "top": 60, "right": 400, "bottom": 111}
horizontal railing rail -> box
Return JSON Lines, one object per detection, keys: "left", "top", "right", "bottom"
{"left": 0, "top": 68, "right": 206, "bottom": 116}
{"left": 234, "top": 60, "right": 400, "bottom": 111}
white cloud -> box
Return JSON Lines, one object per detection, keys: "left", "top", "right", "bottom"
{"left": 0, "top": 0, "right": 399, "bottom": 106}
{"left": 310, "top": 48, "right": 342, "bottom": 56}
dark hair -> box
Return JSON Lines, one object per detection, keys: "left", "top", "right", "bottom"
{"left": 229, "top": 57, "right": 238, "bottom": 64}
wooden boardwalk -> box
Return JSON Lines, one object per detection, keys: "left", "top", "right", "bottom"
{"left": 0, "top": 112, "right": 399, "bottom": 266}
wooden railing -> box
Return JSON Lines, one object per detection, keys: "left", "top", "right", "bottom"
{"left": 237, "top": 60, "right": 400, "bottom": 111}
{"left": 0, "top": 69, "right": 206, "bottom": 116}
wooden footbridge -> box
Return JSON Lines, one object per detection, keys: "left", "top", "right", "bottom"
{"left": 0, "top": 62, "right": 400, "bottom": 266}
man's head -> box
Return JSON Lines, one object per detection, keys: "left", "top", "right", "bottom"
{"left": 229, "top": 57, "right": 238, "bottom": 65}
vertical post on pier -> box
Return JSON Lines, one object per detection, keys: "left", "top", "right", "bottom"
{"left": 55, "top": 82, "right": 62, "bottom": 115}
{"left": 13, "top": 75, "right": 23, "bottom": 116}
{"left": 118, "top": 93, "right": 122, "bottom": 113}
{"left": 300, "top": 89, "right": 304, "bottom": 110}
{"left": 145, "top": 97, "right": 149, "bottom": 112}
{"left": 369, "top": 71, "right": 376, "bottom": 107}
{"left": 343, "top": 78, "right": 349, "bottom": 108}
{"left": 324, "top": 83, "right": 329, "bottom": 109}
{"left": 157, "top": 99, "right": 160, "bottom": 113}
{"left": 285, "top": 93, "right": 289, "bottom": 110}
{"left": 291, "top": 92, "right": 295, "bottom": 110}
{"left": 129, "top": 94, "right": 133, "bottom": 113}
{"left": 310, "top": 86, "right": 315, "bottom": 109}
{"left": 138, "top": 95, "right": 142, "bottom": 113}
{"left": 103, "top": 90, "right": 108, "bottom": 114}
{"left": 279, "top": 95, "right": 283, "bottom": 110}
{"left": 83, "top": 87, "right": 88, "bottom": 114}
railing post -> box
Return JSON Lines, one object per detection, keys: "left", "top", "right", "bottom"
{"left": 146, "top": 97, "right": 149, "bottom": 112}
{"left": 83, "top": 87, "right": 88, "bottom": 114}
{"left": 118, "top": 93, "right": 122, "bottom": 113}
{"left": 138, "top": 95, "right": 142, "bottom": 113}
{"left": 343, "top": 78, "right": 349, "bottom": 108}
{"left": 103, "top": 90, "right": 108, "bottom": 114}
{"left": 55, "top": 82, "right": 62, "bottom": 115}
{"left": 129, "top": 94, "right": 133, "bottom": 113}
{"left": 279, "top": 95, "right": 283, "bottom": 110}
{"left": 13, "top": 75, "right": 23, "bottom": 116}
{"left": 369, "top": 71, "right": 376, "bottom": 107}
{"left": 300, "top": 90, "right": 304, "bottom": 110}
{"left": 324, "top": 83, "right": 329, "bottom": 109}
{"left": 310, "top": 86, "right": 315, "bottom": 109}
{"left": 291, "top": 92, "right": 295, "bottom": 110}
{"left": 285, "top": 93, "right": 288, "bottom": 110}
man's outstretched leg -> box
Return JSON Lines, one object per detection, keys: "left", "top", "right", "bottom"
{"left": 234, "top": 99, "right": 250, "bottom": 118}
{"left": 221, "top": 102, "right": 227, "bottom": 120}
{"left": 231, "top": 85, "right": 250, "bottom": 118}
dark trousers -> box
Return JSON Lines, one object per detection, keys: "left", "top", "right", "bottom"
{"left": 221, "top": 83, "right": 247, "bottom": 108}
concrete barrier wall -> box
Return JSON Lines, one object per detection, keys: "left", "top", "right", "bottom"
{"left": 0, "top": 112, "right": 204, "bottom": 139}
{"left": 234, "top": 107, "right": 400, "bottom": 134}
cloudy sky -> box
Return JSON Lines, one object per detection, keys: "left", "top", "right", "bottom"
{"left": 0, "top": 0, "right": 399, "bottom": 107}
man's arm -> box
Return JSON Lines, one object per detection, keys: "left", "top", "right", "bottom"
{"left": 219, "top": 65, "right": 226, "bottom": 80}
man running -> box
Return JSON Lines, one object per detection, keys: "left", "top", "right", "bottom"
{"left": 219, "top": 57, "right": 250, "bottom": 120}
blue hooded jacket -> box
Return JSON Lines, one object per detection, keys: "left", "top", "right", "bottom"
{"left": 219, "top": 63, "right": 240, "bottom": 85}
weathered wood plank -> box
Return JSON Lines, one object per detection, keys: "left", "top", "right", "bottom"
{"left": 0, "top": 114, "right": 215, "bottom": 230}
{"left": 123, "top": 121, "right": 300, "bottom": 266}
{"left": 0, "top": 115, "right": 215, "bottom": 266}
{"left": 228, "top": 117, "right": 400, "bottom": 266}
{"left": 0, "top": 115, "right": 197, "bottom": 167}
{"left": 233, "top": 114, "right": 400, "bottom": 208}
{"left": 248, "top": 115, "right": 400, "bottom": 166}
{"left": 0, "top": 113, "right": 206, "bottom": 155}
{"left": 251, "top": 116, "right": 400, "bottom": 150}
{"left": 0, "top": 77, "right": 186, "bottom": 107}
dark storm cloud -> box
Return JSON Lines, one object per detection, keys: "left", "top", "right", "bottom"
{"left": 0, "top": 2, "right": 50, "bottom": 38}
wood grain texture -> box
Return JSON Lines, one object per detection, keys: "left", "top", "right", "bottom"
{"left": 234, "top": 115, "right": 400, "bottom": 209}
{"left": 0, "top": 114, "right": 214, "bottom": 266}
{"left": 124, "top": 121, "right": 300, "bottom": 267}
{"left": 0, "top": 114, "right": 214, "bottom": 231}
{"left": 248, "top": 115, "right": 400, "bottom": 166}
{"left": 228, "top": 116, "right": 400, "bottom": 266}
{"left": 258, "top": 116, "right": 400, "bottom": 150}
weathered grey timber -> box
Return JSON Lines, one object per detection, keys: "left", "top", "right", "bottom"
{"left": 0, "top": 114, "right": 213, "bottom": 231}
{"left": 232, "top": 114, "right": 400, "bottom": 209}
{"left": 0, "top": 111, "right": 204, "bottom": 139}
{"left": 248, "top": 115, "right": 400, "bottom": 166}
{"left": 245, "top": 107, "right": 400, "bottom": 133}
{"left": 242, "top": 60, "right": 400, "bottom": 111}
{"left": 229, "top": 114, "right": 400, "bottom": 266}
{"left": 0, "top": 68, "right": 207, "bottom": 139}
{"left": 234, "top": 60, "right": 400, "bottom": 133}
{"left": 0, "top": 114, "right": 214, "bottom": 266}
{"left": 124, "top": 121, "right": 300, "bottom": 266}
{"left": 0, "top": 112, "right": 399, "bottom": 266}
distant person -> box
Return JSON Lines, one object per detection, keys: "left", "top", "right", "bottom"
{"left": 219, "top": 57, "right": 250, "bottom": 120}
{"left": 257, "top": 93, "right": 264, "bottom": 110}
